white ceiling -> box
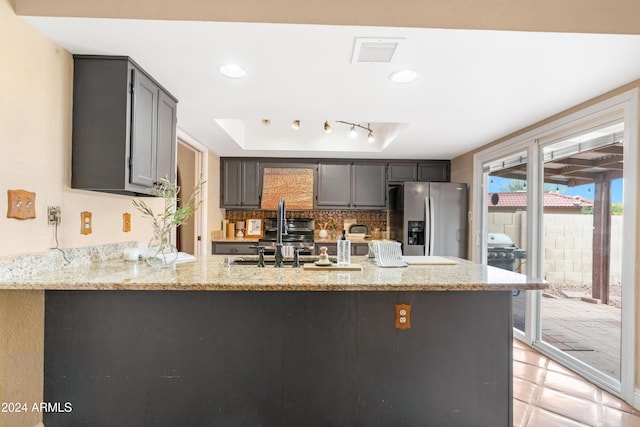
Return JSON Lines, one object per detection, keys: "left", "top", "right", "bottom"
{"left": 22, "top": 16, "right": 640, "bottom": 160}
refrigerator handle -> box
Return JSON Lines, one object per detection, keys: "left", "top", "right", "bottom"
{"left": 426, "top": 196, "right": 435, "bottom": 256}
{"left": 424, "top": 197, "right": 430, "bottom": 256}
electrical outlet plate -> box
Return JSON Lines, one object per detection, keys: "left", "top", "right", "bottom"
{"left": 395, "top": 303, "right": 411, "bottom": 330}
{"left": 80, "top": 211, "right": 92, "bottom": 235}
{"left": 123, "top": 212, "right": 131, "bottom": 232}
{"left": 48, "top": 206, "right": 61, "bottom": 225}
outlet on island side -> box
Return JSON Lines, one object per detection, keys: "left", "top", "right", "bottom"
{"left": 395, "top": 303, "right": 411, "bottom": 330}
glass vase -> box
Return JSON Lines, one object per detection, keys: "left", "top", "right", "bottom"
{"left": 145, "top": 232, "right": 178, "bottom": 268}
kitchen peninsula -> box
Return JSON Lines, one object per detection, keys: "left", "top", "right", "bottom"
{"left": 4, "top": 256, "right": 546, "bottom": 426}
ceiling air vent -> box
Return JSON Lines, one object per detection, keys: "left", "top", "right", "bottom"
{"left": 351, "top": 37, "right": 404, "bottom": 63}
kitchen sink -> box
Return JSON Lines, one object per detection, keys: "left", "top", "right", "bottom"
{"left": 227, "top": 255, "right": 337, "bottom": 266}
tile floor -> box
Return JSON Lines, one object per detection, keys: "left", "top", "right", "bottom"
{"left": 514, "top": 339, "right": 640, "bottom": 426}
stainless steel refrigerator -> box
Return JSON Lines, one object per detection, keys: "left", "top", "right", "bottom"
{"left": 388, "top": 182, "right": 468, "bottom": 257}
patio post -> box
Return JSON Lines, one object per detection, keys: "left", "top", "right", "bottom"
{"left": 591, "top": 173, "right": 611, "bottom": 304}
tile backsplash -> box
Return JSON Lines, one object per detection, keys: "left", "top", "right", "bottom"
{"left": 225, "top": 209, "right": 386, "bottom": 233}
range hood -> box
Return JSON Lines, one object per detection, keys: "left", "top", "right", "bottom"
{"left": 260, "top": 167, "right": 314, "bottom": 210}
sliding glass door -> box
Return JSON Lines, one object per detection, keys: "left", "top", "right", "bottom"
{"left": 538, "top": 122, "right": 625, "bottom": 388}
{"left": 473, "top": 90, "right": 637, "bottom": 401}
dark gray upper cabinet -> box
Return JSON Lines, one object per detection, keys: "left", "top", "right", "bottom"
{"left": 315, "top": 163, "right": 352, "bottom": 208}
{"left": 130, "top": 69, "right": 158, "bottom": 187}
{"left": 387, "top": 162, "right": 418, "bottom": 182}
{"left": 352, "top": 162, "right": 386, "bottom": 208}
{"left": 221, "top": 160, "right": 241, "bottom": 207}
{"left": 71, "top": 55, "right": 177, "bottom": 196}
{"left": 241, "top": 160, "right": 261, "bottom": 207}
{"left": 220, "top": 157, "right": 449, "bottom": 211}
{"left": 418, "top": 161, "right": 450, "bottom": 182}
{"left": 316, "top": 162, "right": 386, "bottom": 209}
{"left": 388, "top": 161, "right": 450, "bottom": 182}
{"left": 221, "top": 159, "right": 261, "bottom": 208}
{"left": 156, "top": 92, "right": 178, "bottom": 185}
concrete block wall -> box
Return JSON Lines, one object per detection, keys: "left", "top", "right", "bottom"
{"left": 488, "top": 212, "right": 622, "bottom": 285}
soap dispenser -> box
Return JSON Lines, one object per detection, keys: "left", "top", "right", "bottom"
{"left": 336, "top": 229, "right": 351, "bottom": 266}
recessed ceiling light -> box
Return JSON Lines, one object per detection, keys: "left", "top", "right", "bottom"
{"left": 219, "top": 64, "right": 246, "bottom": 79}
{"left": 389, "top": 69, "right": 417, "bottom": 84}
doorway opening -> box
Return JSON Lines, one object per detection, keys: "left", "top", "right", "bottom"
{"left": 176, "top": 130, "right": 209, "bottom": 256}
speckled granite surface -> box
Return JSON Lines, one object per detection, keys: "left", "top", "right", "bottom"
{"left": 0, "top": 242, "right": 137, "bottom": 281}
{"left": 0, "top": 255, "right": 547, "bottom": 292}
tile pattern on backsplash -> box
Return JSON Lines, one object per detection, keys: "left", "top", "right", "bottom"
{"left": 225, "top": 209, "right": 386, "bottom": 233}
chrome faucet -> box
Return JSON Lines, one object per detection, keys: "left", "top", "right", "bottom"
{"left": 274, "top": 197, "right": 288, "bottom": 267}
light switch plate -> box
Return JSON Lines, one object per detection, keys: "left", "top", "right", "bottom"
{"left": 7, "top": 190, "right": 36, "bottom": 220}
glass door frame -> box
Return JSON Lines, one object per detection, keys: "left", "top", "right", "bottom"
{"left": 472, "top": 88, "right": 638, "bottom": 403}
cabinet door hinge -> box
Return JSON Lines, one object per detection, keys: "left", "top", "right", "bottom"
{"left": 129, "top": 82, "right": 134, "bottom": 95}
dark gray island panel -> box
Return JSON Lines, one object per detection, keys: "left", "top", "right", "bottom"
{"left": 44, "top": 290, "right": 512, "bottom": 427}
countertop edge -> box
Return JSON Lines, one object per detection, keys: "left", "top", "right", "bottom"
{"left": 0, "top": 256, "right": 548, "bottom": 292}
{"left": 1, "top": 281, "right": 548, "bottom": 292}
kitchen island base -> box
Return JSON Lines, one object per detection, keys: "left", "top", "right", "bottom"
{"left": 44, "top": 290, "right": 513, "bottom": 426}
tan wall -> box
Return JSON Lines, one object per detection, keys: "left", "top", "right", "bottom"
{"left": 14, "top": 0, "right": 640, "bottom": 35}
{"left": 0, "top": 0, "right": 166, "bottom": 259}
{"left": 0, "top": 291, "right": 44, "bottom": 427}
{"left": 207, "top": 152, "right": 224, "bottom": 243}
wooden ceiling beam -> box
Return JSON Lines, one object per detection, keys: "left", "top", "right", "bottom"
{"left": 592, "top": 156, "right": 623, "bottom": 167}
{"left": 594, "top": 145, "right": 624, "bottom": 155}
{"left": 556, "top": 158, "right": 594, "bottom": 167}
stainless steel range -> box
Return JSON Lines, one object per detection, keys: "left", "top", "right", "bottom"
{"left": 258, "top": 218, "right": 314, "bottom": 254}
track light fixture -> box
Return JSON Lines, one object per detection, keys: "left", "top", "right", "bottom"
{"left": 276, "top": 120, "right": 374, "bottom": 140}
{"left": 334, "top": 121, "right": 374, "bottom": 141}
{"left": 367, "top": 130, "right": 375, "bottom": 143}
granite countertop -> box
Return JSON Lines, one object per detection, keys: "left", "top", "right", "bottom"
{"left": 0, "top": 255, "right": 547, "bottom": 292}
